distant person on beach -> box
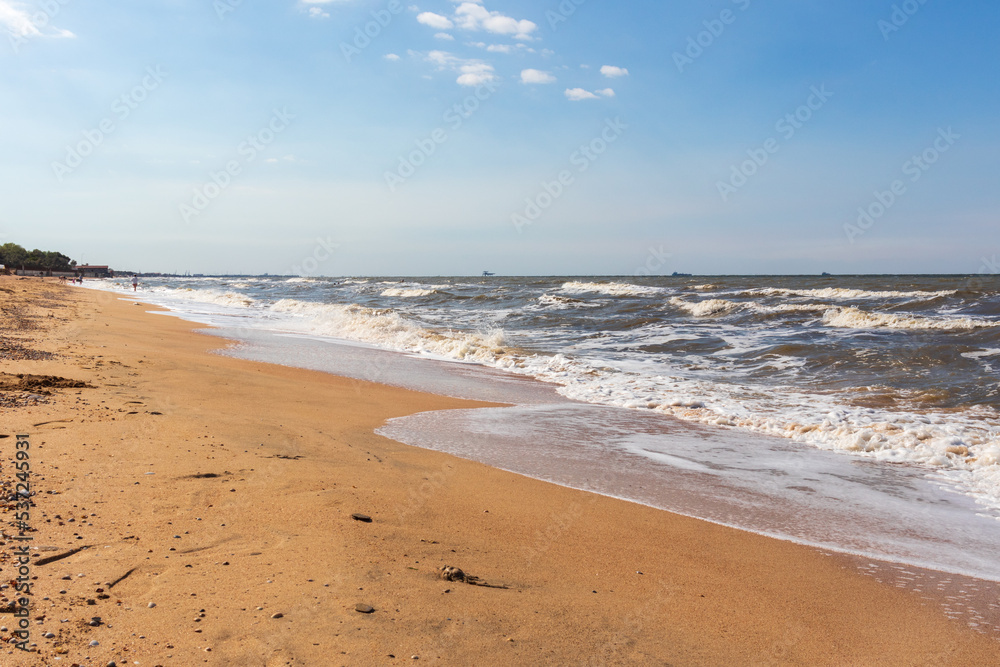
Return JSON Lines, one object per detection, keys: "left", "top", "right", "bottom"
{"left": 132, "top": 275, "right": 138, "bottom": 291}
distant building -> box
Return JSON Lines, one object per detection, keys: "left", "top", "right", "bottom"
{"left": 77, "top": 265, "right": 112, "bottom": 278}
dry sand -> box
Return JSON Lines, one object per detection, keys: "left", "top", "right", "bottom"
{"left": 1, "top": 276, "right": 999, "bottom": 666}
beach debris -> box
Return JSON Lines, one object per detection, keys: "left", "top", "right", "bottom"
{"left": 35, "top": 545, "right": 92, "bottom": 566}
{"left": 148, "top": 602, "right": 156, "bottom": 608}
{"left": 89, "top": 617, "right": 103, "bottom": 627}
{"left": 108, "top": 567, "right": 137, "bottom": 589}
{"left": 270, "top": 612, "right": 284, "bottom": 619}
{"left": 351, "top": 513, "right": 373, "bottom": 523}
{"left": 438, "top": 565, "right": 509, "bottom": 589}
{"left": 355, "top": 604, "right": 375, "bottom": 614}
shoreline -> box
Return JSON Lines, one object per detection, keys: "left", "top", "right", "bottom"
{"left": 2, "top": 275, "right": 999, "bottom": 665}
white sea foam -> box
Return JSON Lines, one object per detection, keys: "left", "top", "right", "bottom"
{"left": 823, "top": 306, "right": 1000, "bottom": 330}
{"left": 668, "top": 296, "right": 998, "bottom": 330}
{"left": 669, "top": 297, "right": 741, "bottom": 317}
{"left": 560, "top": 281, "right": 662, "bottom": 297}
{"left": 380, "top": 288, "right": 436, "bottom": 297}
{"left": 535, "top": 294, "right": 599, "bottom": 310}
{"left": 145, "top": 287, "right": 259, "bottom": 309}
{"left": 268, "top": 298, "right": 506, "bottom": 362}
{"left": 750, "top": 287, "right": 956, "bottom": 300}
{"left": 668, "top": 296, "right": 822, "bottom": 318}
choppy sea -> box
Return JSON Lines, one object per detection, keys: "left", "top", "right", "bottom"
{"left": 87, "top": 274, "right": 1000, "bottom": 590}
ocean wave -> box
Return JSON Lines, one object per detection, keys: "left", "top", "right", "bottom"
{"left": 750, "top": 287, "right": 956, "bottom": 300}
{"left": 145, "top": 287, "right": 259, "bottom": 309}
{"left": 533, "top": 357, "right": 1000, "bottom": 512}
{"left": 536, "top": 294, "right": 600, "bottom": 310}
{"left": 669, "top": 297, "right": 740, "bottom": 317}
{"left": 269, "top": 299, "right": 507, "bottom": 363}
{"left": 669, "top": 296, "right": 822, "bottom": 318}
{"left": 822, "top": 306, "right": 1000, "bottom": 331}
{"left": 560, "top": 281, "right": 662, "bottom": 297}
{"left": 380, "top": 288, "right": 437, "bottom": 297}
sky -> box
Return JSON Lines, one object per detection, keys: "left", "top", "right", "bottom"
{"left": 0, "top": 0, "right": 998, "bottom": 276}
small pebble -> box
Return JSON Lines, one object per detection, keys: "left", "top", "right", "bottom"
{"left": 89, "top": 639, "right": 99, "bottom": 646}
{"left": 148, "top": 602, "right": 156, "bottom": 608}
{"left": 271, "top": 612, "right": 284, "bottom": 619}
{"left": 355, "top": 604, "right": 375, "bottom": 614}
{"left": 351, "top": 513, "right": 372, "bottom": 523}
{"left": 43, "top": 632, "right": 55, "bottom": 638}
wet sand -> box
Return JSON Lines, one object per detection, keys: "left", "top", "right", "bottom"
{"left": 1, "top": 275, "right": 998, "bottom": 665}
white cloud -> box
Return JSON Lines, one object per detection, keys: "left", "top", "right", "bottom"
{"left": 565, "top": 88, "right": 598, "bottom": 101}
{"left": 435, "top": 32, "right": 455, "bottom": 40}
{"left": 417, "top": 12, "right": 453, "bottom": 30}
{"left": 426, "top": 50, "right": 497, "bottom": 86}
{"left": 384, "top": 53, "right": 401, "bottom": 61}
{"left": 601, "top": 65, "right": 629, "bottom": 78}
{"left": 486, "top": 44, "right": 511, "bottom": 53}
{"left": 308, "top": 7, "right": 330, "bottom": 18}
{"left": 597, "top": 88, "right": 615, "bottom": 97}
{"left": 453, "top": 2, "right": 537, "bottom": 40}
{"left": 457, "top": 62, "right": 496, "bottom": 86}
{"left": 521, "top": 69, "right": 555, "bottom": 84}
{"left": 0, "top": 0, "right": 74, "bottom": 39}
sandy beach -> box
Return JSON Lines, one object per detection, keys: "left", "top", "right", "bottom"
{"left": 1, "top": 276, "right": 998, "bottom": 666}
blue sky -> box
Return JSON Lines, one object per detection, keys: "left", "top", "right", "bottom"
{"left": 1, "top": 0, "right": 997, "bottom": 276}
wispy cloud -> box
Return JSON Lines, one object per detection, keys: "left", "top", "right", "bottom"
{"left": 0, "top": 0, "right": 74, "bottom": 39}
{"left": 565, "top": 87, "right": 614, "bottom": 101}
{"left": 426, "top": 50, "right": 497, "bottom": 87}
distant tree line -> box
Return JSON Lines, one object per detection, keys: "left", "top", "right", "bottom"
{"left": 0, "top": 243, "right": 77, "bottom": 272}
